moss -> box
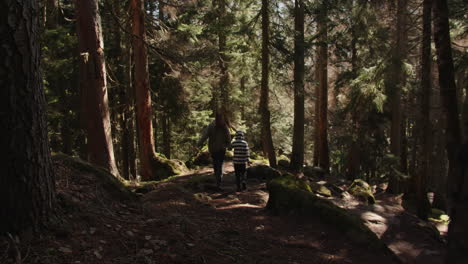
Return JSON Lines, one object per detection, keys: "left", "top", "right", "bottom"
{"left": 429, "top": 208, "right": 450, "bottom": 223}
{"left": 267, "top": 175, "right": 387, "bottom": 251}
{"left": 277, "top": 155, "right": 291, "bottom": 168}
{"left": 310, "top": 182, "right": 332, "bottom": 197}
{"left": 52, "top": 154, "right": 136, "bottom": 201}
{"left": 150, "top": 154, "right": 187, "bottom": 181}
{"left": 184, "top": 174, "right": 215, "bottom": 190}
{"left": 348, "top": 179, "right": 375, "bottom": 204}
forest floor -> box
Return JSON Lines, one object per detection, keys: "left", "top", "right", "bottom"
{"left": 0, "top": 157, "right": 447, "bottom": 264}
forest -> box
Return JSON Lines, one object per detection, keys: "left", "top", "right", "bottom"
{"left": 0, "top": 0, "right": 467, "bottom": 263}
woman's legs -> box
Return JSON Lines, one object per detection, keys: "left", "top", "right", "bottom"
{"left": 212, "top": 150, "right": 226, "bottom": 187}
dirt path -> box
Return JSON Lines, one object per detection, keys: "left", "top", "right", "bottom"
{"left": 1, "top": 160, "right": 443, "bottom": 264}
{"left": 140, "top": 164, "right": 398, "bottom": 264}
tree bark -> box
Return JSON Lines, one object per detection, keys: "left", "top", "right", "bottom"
{"left": 260, "top": 0, "right": 277, "bottom": 167}
{"left": 387, "top": 0, "right": 408, "bottom": 194}
{"left": 433, "top": 0, "right": 466, "bottom": 262}
{"left": 77, "top": 0, "right": 119, "bottom": 177}
{"left": 218, "top": 0, "right": 230, "bottom": 109}
{"left": 0, "top": 0, "right": 56, "bottom": 234}
{"left": 416, "top": 0, "right": 433, "bottom": 220}
{"left": 316, "top": 1, "right": 330, "bottom": 172}
{"left": 131, "top": 0, "right": 162, "bottom": 180}
{"left": 290, "top": 0, "right": 305, "bottom": 171}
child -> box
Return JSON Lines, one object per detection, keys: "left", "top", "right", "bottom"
{"left": 231, "top": 130, "right": 250, "bottom": 192}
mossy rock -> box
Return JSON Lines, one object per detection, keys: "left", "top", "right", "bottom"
{"left": 310, "top": 182, "right": 332, "bottom": 197}
{"left": 429, "top": 208, "right": 450, "bottom": 223}
{"left": 52, "top": 154, "right": 135, "bottom": 201}
{"left": 277, "top": 155, "right": 291, "bottom": 168}
{"left": 150, "top": 155, "right": 186, "bottom": 180}
{"left": 184, "top": 174, "right": 215, "bottom": 191}
{"left": 348, "top": 179, "right": 375, "bottom": 204}
{"left": 192, "top": 151, "right": 212, "bottom": 166}
{"left": 246, "top": 165, "right": 281, "bottom": 181}
{"left": 225, "top": 150, "right": 233, "bottom": 161}
{"left": 266, "top": 175, "right": 389, "bottom": 251}
{"left": 303, "top": 166, "right": 327, "bottom": 178}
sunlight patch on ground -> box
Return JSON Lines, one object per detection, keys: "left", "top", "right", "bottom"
{"left": 216, "top": 203, "right": 263, "bottom": 210}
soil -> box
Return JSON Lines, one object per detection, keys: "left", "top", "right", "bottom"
{"left": 0, "top": 160, "right": 447, "bottom": 264}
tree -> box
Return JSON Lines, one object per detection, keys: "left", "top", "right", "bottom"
{"left": 433, "top": 0, "right": 466, "bottom": 262}
{"left": 290, "top": 0, "right": 305, "bottom": 171}
{"left": 77, "top": 0, "right": 119, "bottom": 177}
{"left": 0, "top": 0, "right": 56, "bottom": 233}
{"left": 315, "top": 0, "right": 330, "bottom": 172}
{"left": 260, "top": 0, "right": 277, "bottom": 168}
{"left": 416, "top": 0, "right": 432, "bottom": 220}
{"left": 387, "top": 0, "right": 408, "bottom": 194}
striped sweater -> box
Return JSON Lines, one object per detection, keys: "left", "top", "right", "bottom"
{"left": 232, "top": 136, "right": 249, "bottom": 164}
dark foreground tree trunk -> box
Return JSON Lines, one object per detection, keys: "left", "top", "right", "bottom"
{"left": 433, "top": 0, "right": 466, "bottom": 262}
{"left": 416, "top": 0, "right": 432, "bottom": 220}
{"left": 77, "top": 0, "right": 119, "bottom": 177}
{"left": 0, "top": 0, "right": 56, "bottom": 234}
{"left": 260, "top": 0, "right": 277, "bottom": 167}
{"left": 290, "top": 0, "right": 305, "bottom": 171}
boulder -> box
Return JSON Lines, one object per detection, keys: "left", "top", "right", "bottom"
{"left": 348, "top": 179, "right": 375, "bottom": 204}
{"left": 247, "top": 165, "right": 281, "bottom": 181}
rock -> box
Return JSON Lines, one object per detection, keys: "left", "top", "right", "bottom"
{"left": 303, "top": 166, "right": 327, "bottom": 178}
{"left": 277, "top": 155, "right": 290, "bottom": 168}
{"left": 59, "top": 247, "right": 73, "bottom": 254}
{"left": 126, "top": 230, "right": 134, "bottom": 237}
{"left": 89, "top": 227, "right": 96, "bottom": 235}
{"left": 310, "top": 182, "right": 332, "bottom": 197}
{"left": 94, "top": 250, "right": 102, "bottom": 259}
{"left": 138, "top": 249, "right": 154, "bottom": 256}
{"left": 192, "top": 151, "right": 212, "bottom": 166}
{"left": 348, "top": 179, "right": 375, "bottom": 204}
{"left": 247, "top": 165, "right": 281, "bottom": 181}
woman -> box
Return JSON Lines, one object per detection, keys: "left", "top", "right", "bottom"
{"left": 198, "top": 111, "right": 231, "bottom": 188}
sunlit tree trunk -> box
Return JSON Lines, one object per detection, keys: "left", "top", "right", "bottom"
{"left": 131, "top": 0, "right": 160, "bottom": 180}
{"left": 77, "top": 0, "right": 119, "bottom": 177}
{"left": 433, "top": 0, "right": 467, "bottom": 262}
{"left": 290, "top": 0, "right": 305, "bottom": 171}
{"left": 260, "top": 0, "right": 277, "bottom": 167}
{"left": 0, "top": 0, "right": 56, "bottom": 234}
{"left": 316, "top": 0, "right": 330, "bottom": 172}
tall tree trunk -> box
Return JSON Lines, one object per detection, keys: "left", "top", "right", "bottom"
{"left": 0, "top": 0, "right": 56, "bottom": 234}
{"left": 131, "top": 0, "right": 159, "bottom": 180}
{"left": 77, "top": 0, "right": 119, "bottom": 177}
{"left": 387, "top": 0, "right": 408, "bottom": 194}
{"left": 127, "top": 43, "right": 138, "bottom": 179}
{"left": 290, "top": 0, "right": 305, "bottom": 171}
{"left": 218, "top": 0, "right": 229, "bottom": 109}
{"left": 433, "top": 0, "right": 467, "bottom": 262}
{"left": 416, "top": 0, "right": 433, "bottom": 220}
{"left": 346, "top": 5, "right": 360, "bottom": 180}
{"left": 260, "top": 0, "right": 277, "bottom": 167}
{"left": 162, "top": 114, "right": 171, "bottom": 159}
{"left": 316, "top": 1, "right": 330, "bottom": 172}
{"left": 113, "top": 1, "right": 131, "bottom": 180}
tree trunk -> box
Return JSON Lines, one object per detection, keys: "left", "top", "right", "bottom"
{"left": 260, "top": 0, "right": 277, "bottom": 167}
{"left": 433, "top": 0, "right": 466, "bottom": 262}
{"left": 131, "top": 0, "right": 158, "bottom": 180}
{"left": 0, "top": 0, "right": 56, "bottom": 234}
{"left": 416, "top": 0, "right": 433, "bottom": 220}
{"left": 290, "top": 0, "right": 305, "bottom": 171}
{"left": 112, "top": 1, "right": 132, "bottom": 180}
{"left": 77, "top": 0, "right": 119, "bottom": 177}
{"left": 218, "top": 0, "right": 230, "bottom": 109}
{"left": 127, "top": 43, "right": 138, "bottom": 180}
{"left": 387, "top": 0, "right": 408, "bottom": 194}
{"left": 316, "top": 1, "right": 330, "bottom": 172}
{"left": 162, "top": 114, "right": 171, "bottom": 159}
